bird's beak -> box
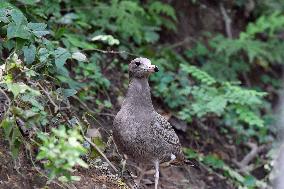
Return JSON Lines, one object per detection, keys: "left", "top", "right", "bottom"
{"left": 144, "top": 65, "right": 159, "bottom": 73}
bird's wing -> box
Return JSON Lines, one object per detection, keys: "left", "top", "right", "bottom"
{"left": 151, "top": 112, "right": 180, "bottom": 146}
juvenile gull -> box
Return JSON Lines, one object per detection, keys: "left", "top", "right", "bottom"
{"left": 113, "top": 57, "right": 187, "bottom": 189}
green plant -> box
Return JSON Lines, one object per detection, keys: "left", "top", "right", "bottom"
{"left": 37, "top": 126, "right": 88, "bottom": 182}
{"left": 151, "top": 58, "right": 267, "bottom": 140}
{"left": 184, "top": 148, "right": 267, "bottom": 189}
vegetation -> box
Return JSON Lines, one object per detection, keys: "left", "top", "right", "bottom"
{"left": 0, "top": 0, "right": 283, "bottom": 188}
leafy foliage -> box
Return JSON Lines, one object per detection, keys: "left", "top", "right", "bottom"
{"left": 152, "top": 61, "right": 266, "bottom": 140}
{"left": 37, "top": 126, "right": 88, "bottom": 182}
{"left": 184, "top": 148, "right": 267, "bottom": 188}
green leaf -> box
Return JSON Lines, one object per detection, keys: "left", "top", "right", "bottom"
{"left": 71, "top": 52, "right": 87, "bottom": 62}
{"left": 23, "top": 44, "right": 36, "bottom": 64}
{"left": 37, "top": 126, "right": 87, "bottom": 181}
{"left": 148, "top": 1, "right": 177, "bottom": 21}
{"left": 64, "top": 34, "right": 94, "bottom": 49}
{"left": 0, "top": 1, "right": 14, "bottom": 9}
{"left": 92, "top": 35, "right": 120, "bottom": 46}
{"left": 1, "top": 118, "right": 21, "bottom": 158}
{"left": 91, "top": 136, "right": 107, "bottom": 158}
{"left": 181, "top": 64, "right": 216, "bottom": 85}
{"left": 7, "top": 22, "right": 30, "bottom": 40}
{"left": 11, "top": 140, "right": 21, "bottom": 158}
{"left": 57, "top": 13, "right": 78, "bottom": 24}
{"left": 184, "top": 148, "right": 199, "bottom": 159}
{"left": 54, "top": 47, "right": 71, "bottom": 69}
{"left": 1, "top": 119, "right": 13, "bottom": 140}
{"left": 203, "top": 155, "right": 225, "bottom": 169}
{"left": 36, "top": 150, "right": 47, "bottom": 160}
{"left": 27, "top": 22, "right": 50, "bottom": 37}
{"left": 16, "top": 0, "right": 39, "bottom": 5}
{"left": 144, "top": 31, "right": 159, "bottom": 43}
{"left": 0, "top": 8, "right": 9, "bottom": 23}
{"left": 6, "top": 83, "right": 24, "bottom": 97}
{"left": 38, "top": 48, "right": 49, "bottom": 63}
{"left": 11, "top": 124, "right": 21, "bottom": 143}
{"left": 61, "top": 88, "right": 77, "bottom": 98}
{"left": 243, "top": 175, "right": 256, "bottom": 187}
{"left": 10, "top": 8, "right": 27, "bottom": 25}
{"left": 6, "top": 82, "right": 39, "bottom": 97}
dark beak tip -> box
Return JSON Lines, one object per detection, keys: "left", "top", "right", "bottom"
{"left": 154, "top": 66, "right": 159, "bottom": 72}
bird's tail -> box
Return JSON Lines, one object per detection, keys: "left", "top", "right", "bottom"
{"left": 184, "top": 159, "right": 199, "bottom": 167}
{"left": 170, "top": 156, "right": 199, "bottom": 168}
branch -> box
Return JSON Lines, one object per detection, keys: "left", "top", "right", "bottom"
{"left": 234, "top": 142, "right": 268, "bottom": 172}
{"left": 82, "top": 48, "right": 139, "bottom": 57}
{"left": 164, "top": 37, "right": 197, "bottom": 49}
{"left": 37, "top": 83, "right": 59, "bottom": 113}
{"left": 84, "top": 136, "right": 118, "bottom": 173}
{"left": 219, "top": 3, "right": 233, "bottom": 39}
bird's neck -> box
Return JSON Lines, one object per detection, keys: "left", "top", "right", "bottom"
{"left": 123, "top": 77, "right": 154, "bottom": 111}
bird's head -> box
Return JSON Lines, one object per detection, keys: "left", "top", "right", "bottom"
{"left": 129, "top": 57, "right": 159, "bottom": 79}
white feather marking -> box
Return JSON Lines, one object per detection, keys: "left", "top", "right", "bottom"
{"left": 170, "top": 154, "right": 176, "bottom": 161}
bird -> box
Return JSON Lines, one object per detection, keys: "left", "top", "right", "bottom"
{"left": 113, "top": 57, "right": 188, "bottom": 189}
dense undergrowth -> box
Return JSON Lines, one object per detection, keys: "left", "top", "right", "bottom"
{"left": 1, "top": 0, "right": 284, "bottom": 188}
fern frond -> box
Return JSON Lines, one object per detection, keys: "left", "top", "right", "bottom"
{"left": 181, "top": 64, "right": 216, "bottom": 85}
{"left": 223, "top": 83, "right": 267, "bottom": 105}
{"left": 240, "top": 12, "right": 284, "bottom": 40}
{"left": 148, "top": 1, "right": 177, "bottom": 21}
{"left": 234, "top": 105, "right": 264, "bottom": 128}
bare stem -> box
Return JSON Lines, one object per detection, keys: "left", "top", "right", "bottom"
{"left": 37, "top": 83, "right": 59, "bottom": 113}
{"left": 220, "top": 3, "right": 233, "bottom": 39}
{"left": 84, "top": 136, "right": 119, "bottom": 172}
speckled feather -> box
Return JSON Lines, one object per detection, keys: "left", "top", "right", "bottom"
{"left": 113, "top": 58, "right": 185, "bottom": 165}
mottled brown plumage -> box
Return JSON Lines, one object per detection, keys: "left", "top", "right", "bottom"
{"left": 113, "top": 57, "right": 186, "bottom": 188}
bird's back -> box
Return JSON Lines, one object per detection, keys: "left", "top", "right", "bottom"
{"left": 113, "top": 107, "right": 184, "bottom": 164}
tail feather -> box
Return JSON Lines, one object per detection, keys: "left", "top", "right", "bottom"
{"left": 170, "top": 157, "right": 199, "bottom": 168}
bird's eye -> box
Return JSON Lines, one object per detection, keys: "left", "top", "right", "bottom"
{"left": 135, "top": 61, "right": 141, "bottom": 66}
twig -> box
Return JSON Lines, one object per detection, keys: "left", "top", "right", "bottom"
{"left": 37, "top": 83, "right": 59, "bottom": 113}
{"left": 242, "top": 72, "right": 252, "bottom": 87}
{"left": 219, "top": 3, "right": 233, "bottom": 39}
{"left": 244, "top": 0, "right": 255, "bottom": 17}
{"left": 82, "top": 112, "right": 112, "bottom": 137}
{"left": 72, "top": 95, "right": 116, "bottom": 117}
{"left": 234, "top": 142, "right": 268, "bottom": 172}
{"left": 72, "top": 96, "right": 94, "bottom": 113}
{"left": 0, "top": 87, "right": 11, "bottom": 111}
{"left": 97, "top": 112, "right": 116, "bottom": 117}
{"left": 82, "top": 48, "right": 139, "bottom": 57}
{"left": 164, "top": 37, "right": 197, "bottom": 49}
{"left": 84, "top": 136, "right": 119, "bottom": 173}
{"left": 240, "top": 142, "right": 258, "bottom": 166}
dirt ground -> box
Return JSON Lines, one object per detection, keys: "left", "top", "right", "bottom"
{"left": 0, "top": 121, "right": 238, "bottom": 189}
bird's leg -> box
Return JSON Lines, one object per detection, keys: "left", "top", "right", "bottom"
{"left": 135, "top": 164, "right": 147, "bottom": 186}
{"left": 154, "top": 161, "right": 160, "bottom": 189}
{"left": 120, "top": 158, "right": 127, "bottom": 177}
